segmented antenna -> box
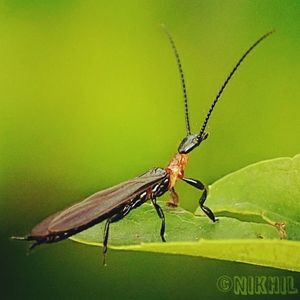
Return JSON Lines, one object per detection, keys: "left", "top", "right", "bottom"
{"left": 199, "top": 30, "right": 275, "bottom": 137}
{"left": 162, "top": 24, "right": 191, "bottom": 135}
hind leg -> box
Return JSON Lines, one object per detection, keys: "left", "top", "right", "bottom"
{"left": 102, "top": 205, "right": 131, "bottom": 265}
{"left": 11, "top": 235, "right": 45, "bottom": 253}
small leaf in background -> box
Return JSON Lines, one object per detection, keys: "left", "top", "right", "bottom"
{"left": 71, "top": 154, "right": 300, "bottom": 271}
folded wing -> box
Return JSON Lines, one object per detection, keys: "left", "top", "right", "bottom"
{"left": 30, "top": 168, "right": 167, "bottom": 237}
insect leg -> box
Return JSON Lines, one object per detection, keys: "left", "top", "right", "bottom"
{"left": 151, "top": 198, "right": 166, "bottom": 242}
{"left": 103, "top": 219, "right": 112, "bottom": 261}
{"left": 167, "top": 187, "right": 179, "bottom": 207}
{"left": 29, "top": 239, "right": 44, "bottom": 251}
{"left": 182, "top": 177, "right": 217, "bottom": 222}
{"left": 102, "top": 205, "right": 131, "bottom": 265}
{"left": 11, "top": 235, "right": 44, "bottom": 252}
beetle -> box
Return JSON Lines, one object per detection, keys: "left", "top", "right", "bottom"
{"left": 12, "top": 27, "right": 274, "bottom": 263}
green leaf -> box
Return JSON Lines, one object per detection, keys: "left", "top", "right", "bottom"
{"left": 71, "top": 154, "right": 300, "bottom": 271}
{"left": 195, "top": 154, "right": 300, "bottom": 240}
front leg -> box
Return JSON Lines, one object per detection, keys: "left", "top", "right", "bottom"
{"left": 182, "top": 177, "right": 217, "bottom": 222}
{"left": 167, "top": 187, "right": 179, "bottom": 207}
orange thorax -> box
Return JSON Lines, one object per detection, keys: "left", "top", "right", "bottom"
{"left": 166, "top": 153, "right": 188, "bottom": 189}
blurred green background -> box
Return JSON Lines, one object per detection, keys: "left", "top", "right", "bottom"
{"left": 1, "top": 0, "right": 300, "bottom": 299}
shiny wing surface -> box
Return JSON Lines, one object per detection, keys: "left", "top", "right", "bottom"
{"left": 31, "top": 168, "right": 167, "bottom": 236}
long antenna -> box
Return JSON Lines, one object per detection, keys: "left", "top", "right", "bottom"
{"left": 162, "top": 24, "right": 191, "bottom": 135}
{"left": 199, "top": 30, "right": 275, "bottom": 137}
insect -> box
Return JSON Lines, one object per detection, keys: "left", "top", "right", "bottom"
{"left": 12, "top": 27, "right": 274, "bottom": 263}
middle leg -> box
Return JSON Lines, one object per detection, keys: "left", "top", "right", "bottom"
{"left": 151, "top": 198, "right": 166, "bottom": 242}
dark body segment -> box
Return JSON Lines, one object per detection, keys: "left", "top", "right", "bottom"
{"left": 29, "top": 167, "right": 169, "bottom": 244}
